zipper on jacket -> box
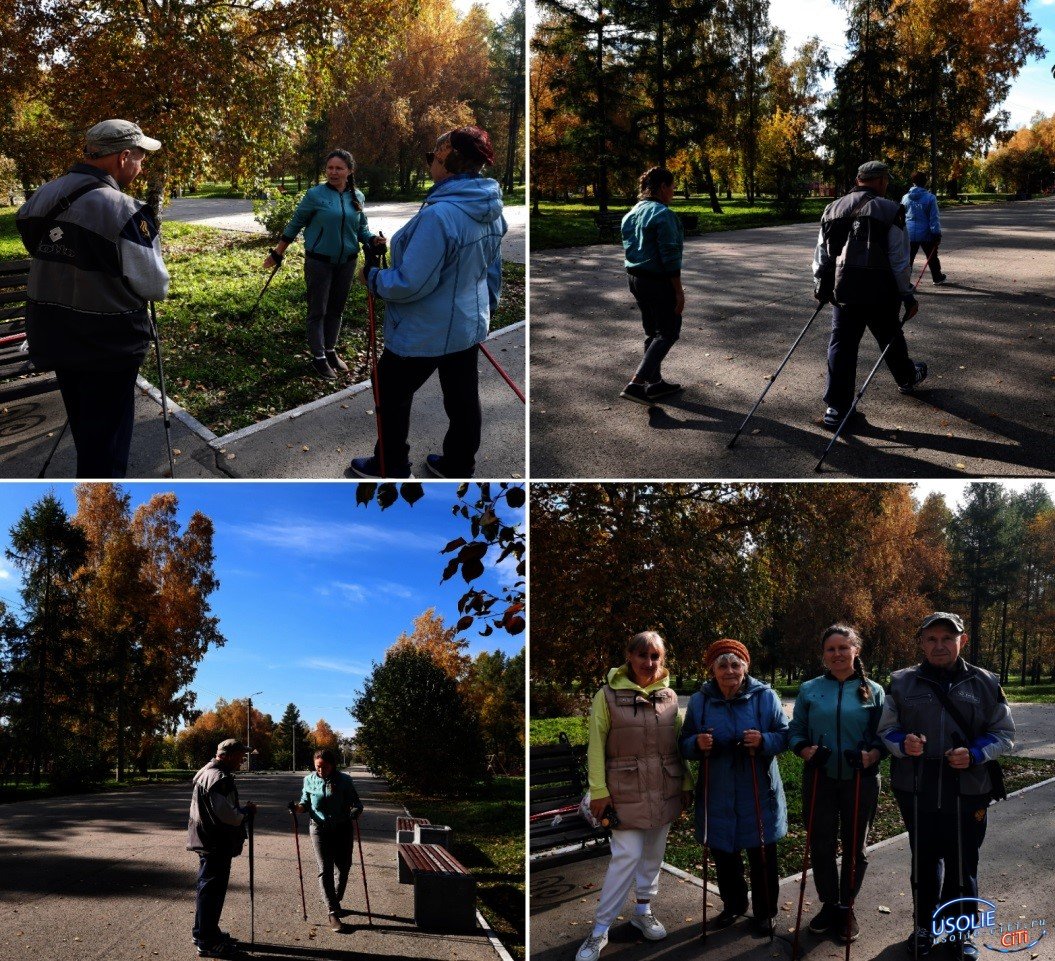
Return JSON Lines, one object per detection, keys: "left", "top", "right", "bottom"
{"left": 339, "top": 190, "right": 346, "bottom": 264}
{"left": 836, "top": 678, "right": 844, "bottom": 780}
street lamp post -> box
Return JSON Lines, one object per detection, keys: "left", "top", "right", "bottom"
{"left": 246, "top": 691, "right": 263, "bottom": 771}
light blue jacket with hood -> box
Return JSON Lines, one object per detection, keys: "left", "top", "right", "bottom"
{"left": 901, "top": 185, "right": 942, "bottom": 243}
{"left": 367, "top": 174, "right": 507, "bottom": 357}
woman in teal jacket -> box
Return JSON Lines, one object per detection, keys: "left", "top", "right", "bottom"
{"left": 680, "top": 639, "right": 789, "bottom": 935}
{"left": 788, "top": 625, "right": 886, "bottom": 945}
{"left": 264, "top": 150, "right": 385, "bottom": 379}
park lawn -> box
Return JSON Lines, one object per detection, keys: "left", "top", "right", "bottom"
{"left": 398, "top": 776, "right": 525, "bottom": 960}
{"left": 530, "top": 719, "right": 1055, "bottom": 884}
{"left": 0, "top": 210, "right": 525, "bottom": 435}
{"left": 0, "top": 768, "right": 195, "bottom": 803}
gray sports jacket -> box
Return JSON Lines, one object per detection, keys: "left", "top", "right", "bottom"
{"left": 16, "top": 164, "right": 169, "bottom": 372}
{"left": 878, "top": 658, "right": 1015, "bottom": 807}
{"left": 187, "top": 759, "right": 249, "bottom": 856}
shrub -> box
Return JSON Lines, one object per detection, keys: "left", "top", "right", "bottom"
{"left": 252, "top": 187, "right": 301, "bottom": 238}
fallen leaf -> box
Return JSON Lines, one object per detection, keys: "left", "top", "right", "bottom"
{"left": 879, "top": 906, "right": 891, "bottom": 914}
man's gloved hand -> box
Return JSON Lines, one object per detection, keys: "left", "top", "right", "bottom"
{"left": 352, "top": 805, "right": 364, "bottom": 821}
{"left": 814, "top": 285, "right": 833, "bottom": 305}
{"left": 902, "top": 294, "right": 919, "bottom": 322}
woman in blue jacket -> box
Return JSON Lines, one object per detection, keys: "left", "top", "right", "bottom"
{"left": 680, "top": 638, "right": 789, "bottom": 935}
{"left": 788, "top": 625, "right": 885, "bottom": 944}
{"left": 351, "top": 126, "right": 506, "bottom": 479}
{"left": 264, "top": 150, "right": 385, "bottom": 379}
{"left": 901, "top": 172, "right": 946, "bottom": 285}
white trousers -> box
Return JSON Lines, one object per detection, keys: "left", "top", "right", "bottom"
{"left": 593, "top": 824, "right": 671, "bottom": 929}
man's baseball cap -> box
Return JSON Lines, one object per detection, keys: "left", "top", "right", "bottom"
{"left": 857, "top": 160, "right": 890, "bottom": 180}
{"left": 217, "top": 738, "right": 247, "bottom": 756}
{"left": 86, "top": 120, "right": 162, "bottom": 155}
{"left": 920, "top": 612, "right": 965, "bottom": 634}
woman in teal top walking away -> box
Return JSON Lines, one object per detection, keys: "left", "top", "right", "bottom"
{"left": 619, "top": 167, "right": 685, "bottom": 405}
{"left": 291, "top": 748, "right": 364, "bottom": 932}
{"left": 788, "top": 625, "right": 886, "bottom": 945}
{"left": 263, "top": 150, "right": 386, "bottom": 380}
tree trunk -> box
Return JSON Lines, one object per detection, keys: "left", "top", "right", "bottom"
{"left": 595, "top": 0, "right": 610, "bottom": 214}
{"left": 702, "top": 155, "right": 723, "bottom": 213}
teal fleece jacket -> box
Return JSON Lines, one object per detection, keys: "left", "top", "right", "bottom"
{"left": 621, "top": 200, "right": 683, "bottom": 276}
{"left": 281, "top": 183, "right": 375, "bottom": 265}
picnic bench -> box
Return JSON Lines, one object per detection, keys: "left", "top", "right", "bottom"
{"left": 397, "top": 841, "right": 476, "bottom": 932}
{"left": 593, "top": 210, "right": 628, "bottom": 242}
{"left": 530, "top": 732, "right": 609, "bottom": 863}
{"left": 0, "top": 259, "right": 56, "bottom": 400}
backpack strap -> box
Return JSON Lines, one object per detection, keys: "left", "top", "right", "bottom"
{"left": 41, "top": 179, "right": 110, "bottom": 223}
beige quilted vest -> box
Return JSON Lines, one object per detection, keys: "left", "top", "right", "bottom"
{"left": 603, "top": 684, "right": 685, "bottom": 830}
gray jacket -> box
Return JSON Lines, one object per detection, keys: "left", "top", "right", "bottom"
{"left": 187, "top": 759, "right": 249, "bottom": 856}
{"left": 877, "top": 659, "right": 1014, "bottom": 807}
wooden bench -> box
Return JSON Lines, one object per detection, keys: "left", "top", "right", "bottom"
{"left": 530, "top": 732, "right": 609, "bottom": 863}
{"left": 397, "top": 842, "right": 476, "bottom": 932}
{"left": 396, "top": 816, "right": 430, "bottom": 834}
{"left": 593, "top": 210, "right": 629, "bottom": 242}
{"left": 395, "top": 816, "right": 432, "bottom": 882}
{"left": 0, "top": 259, "right": 57, "bottom": 400}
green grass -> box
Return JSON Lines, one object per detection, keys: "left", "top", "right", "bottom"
{"left": 398, "top": 776, "right": 525, "bottom": 960}
{"left": 530, "top": 716, "right": 589, "bottom": 746}
{"left": 1001, "top": 682, "right": 1055, "bottom": 704}
{"left": 0, "top": 210, "right": 525, "bottom": 435}
{"left": 0, "top": 768, "right": 194, "bottom": 803}
{"left": 530, "top": 191, "right": 1028, "bottom": 250}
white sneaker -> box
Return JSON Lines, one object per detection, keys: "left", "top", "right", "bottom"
{"left": 575, "top": 932, "right": 608, "bottom": 961}
{"left": 630, "top": 911, "right": 668, "bottom": 940}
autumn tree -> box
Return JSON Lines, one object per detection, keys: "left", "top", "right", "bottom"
{"left": 175, "top": 698, "right": 274, "bottom": 769}
{"left": 388, "top": 608, "right": 471, "bottom": 680}
{"left": 311, "top": 718, "right": 340, "bottom": 754}
{"left": 463, "top": 648, "right": 525, "bottom": 774}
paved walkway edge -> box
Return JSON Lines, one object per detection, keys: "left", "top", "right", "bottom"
{"left": 140, "top": 319, "right": 525, "bottom": 455}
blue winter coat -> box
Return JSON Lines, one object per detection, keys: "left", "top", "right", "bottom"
{"left": 679, "top": 677, "right": 789, "bottom": 853}
{"left": 901, "top": 185, "right": 942, "bottom": 243}
{"left": 281, "top": 183, "right": 375, "bottom": 265}
{"left": 367, "top": 174, "right": 507, "bottom": 358}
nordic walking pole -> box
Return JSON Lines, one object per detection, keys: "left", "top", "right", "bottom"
{"left": 38, "top": 418, "right": 68, "bottom": 478}
{"left": 479, "top": 342, "right": 525, "bottom": 403}
{"left": 244, "top": 261, "right": 281, "bottom": 322}
{"left": 700, "top": 729, "right": 712, "bottom": 941}
{"left": 748, "top": 744, "right": 773, "bottom": 940}
{"left": 290, "top": 806, "right": 308, "bottom": 921}
{"left": 728, "top": 301, "right": 827, "bottom": 448}
{"left": 949, "top": 733, "right": 967, "bottom": 913}
{"left": 354, "top": 816, "right": 372, "bottom": 925}
{"left": 148, "top": 302, "right": 176, "bottom": 478}
{"left": 248, "top": 810, "right": 255, "bottom": 946}
{"left": 815, "top": 243, "right": 939, "bottom": 472}
{"left": 911, "top": 740, "right": 925, "bottom": 961}
{"left": 792, "top": 739, "right": 831, "bottom": 960}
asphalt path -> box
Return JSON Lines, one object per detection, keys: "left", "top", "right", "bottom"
{"left": 529, "top": 198, "right": 1055, "bottom": 479}
{"left": 531, "top": 776, "right": 1055, "bottom": 961}
{"left": 0, "top": 766, "right": 502, "bottom": 961}
{"left": 165, "top": 199, "right": 527, "bottom": 265}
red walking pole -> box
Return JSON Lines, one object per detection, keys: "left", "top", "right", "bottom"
{"left": 354, "top": 817, "right": 372, "bottom": 925}
{"left": 793, "top": 764, "right": 822, "bottom": 959}
{"left": 845, "top": 764, "right": 864, "bottom": 961}
{"left": 479, "top": 342, "right": 525, "bottom": 403}
{"left": 701, "top": 747, "right": 711, "bottom": 941}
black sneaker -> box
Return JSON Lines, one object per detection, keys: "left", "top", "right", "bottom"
{"left": 934, "top": 273, "right": 947, "bottom": 285}
{"left": 808, "top": 903, "right": 842, "bottom": 934}
{"left": 325, "top": 349, "right": 349, "bottom": 372}
{"left": 899, "top": 361, "right": 928, "bottom": 394}
{"left": 822, "top": 407, "right": 861, "bottom": 430}
{"left": 944, "top": 938, "right": 978, "bottom": 959}
{"left": 750, "top": 915, "right": 776, "bottom": 936}
{"left": 906, "top": 927, "right": 934, "bottom": 957}
{"left": 349, "top": 456, "right": 414, "bottom": 479}
{"left": 197, "top": 942, "right": 240, "bottom": 959}
{"left": 312, "top": 357, "right": 337, "bottom": 380}
{"left": 620, "top": 382, "right": 653, "bottom": 406}
{"left": 839, "top": 907, "right": 860, "bottom": 943}
{"left": 709, "top": 905, "right": 748, "bottom": 930}
{"left": 646, "top": 380, "right": 683, "bottom": 400}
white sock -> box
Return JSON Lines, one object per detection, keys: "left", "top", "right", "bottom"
{"left": 592, "top": 923, "right": 609, "bottom": 939}
{"left": 635, "top": 902, "right": 650, "bottom": 916}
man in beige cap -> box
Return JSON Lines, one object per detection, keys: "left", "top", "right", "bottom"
{"left": 16, "top": 119, "right": 169, "bottom": 477}
{"left": 811, "top": 160, "right": 928, "bottom": 430}
{"left": 187, "top": 739, "right": 257, "bottom": 959}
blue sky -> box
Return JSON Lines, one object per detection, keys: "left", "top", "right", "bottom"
{"left": 0, "top": 482, "right": 524, "bottom": 737}
{"left": 771, "top": 0, "right": 1054, "bottom": 130}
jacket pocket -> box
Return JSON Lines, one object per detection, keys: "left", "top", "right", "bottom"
{"left": 606, "top": 757, "right": 640, "bottom": 800}
{"left": 662, "top": 757, "right": 684, "bottom": 799}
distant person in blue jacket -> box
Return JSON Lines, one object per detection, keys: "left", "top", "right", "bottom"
{"left": 351, "top": 126, "right": 507, "bottom": 479}
{"left": 680, "top": 638, "right": 790, "bottom": 935}
{"left": 902, "top": 172, "right": 947, "bottom": 285}
{"left": 788, "top": 625, "right": 886, "bottom": 945}
{"left": 264, "top": 149, "right": 386, "bottom": 380}
{"left": 619, "top": 167, "right": 685, "bottom": 405}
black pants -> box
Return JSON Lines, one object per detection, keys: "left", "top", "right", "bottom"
{"left": 55, "top": 366, "right": 139, "bottom": 478}
{"left": 627, "top": 273, "right": 682, "bottom": 383}
{"left": 374, "top": 345, "right": 481, "bottom": 477}
{"left": 309, "top": 822, "right": 353, "bottom": 913}
{"left": 193, "top": 852, "right": 233, "bottom": 948}
{"left": 711, "top": 843, "right": 779, "bottom": 919}
{"left": 304, "top": 256, "right": 357, "bottom": 356}
{"left": 824, "top": 302, "right": 916, "bottom": 414}
{"left": 910, "top": 241, "right": 943, "bottom": 281}
{"left": 804, "top": 768, "right": 880, "bottom": 905}
{"left": 894, "top": 789, "right": 989, "bottom": 930}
